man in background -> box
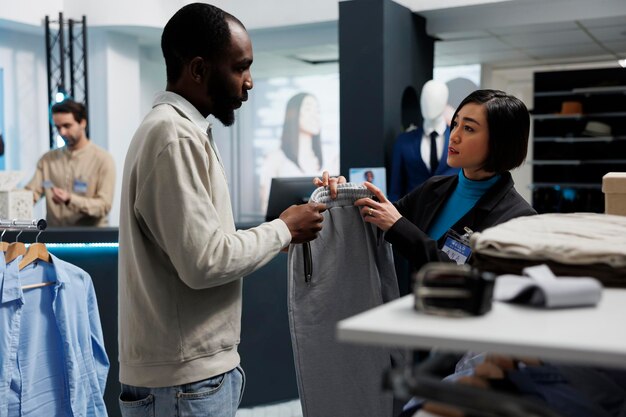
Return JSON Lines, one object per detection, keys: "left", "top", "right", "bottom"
{"left": 25, "top": 99, "right": 115, "bottom": 227}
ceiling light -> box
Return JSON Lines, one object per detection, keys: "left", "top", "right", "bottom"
{"left": 619, "top": 59, "right": 626, "bottom": 68}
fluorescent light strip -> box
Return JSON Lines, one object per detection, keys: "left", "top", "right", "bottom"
{"left": 44, "top": 243, "right": 119, "bottom": 249}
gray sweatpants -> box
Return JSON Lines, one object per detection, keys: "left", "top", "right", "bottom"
{"left": 288, "top": 205, "right": 400, "bottom": 417}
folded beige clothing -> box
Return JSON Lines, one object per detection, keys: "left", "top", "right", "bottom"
{"left": 471, "top": 213, "right": 626, "bottom": 268}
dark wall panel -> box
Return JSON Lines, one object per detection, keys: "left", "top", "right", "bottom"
{"left": 339, "top": 0, "right": 385, "bottom": 173}
{"left": 340, "top": 0, "right": 434, "bottom": 184}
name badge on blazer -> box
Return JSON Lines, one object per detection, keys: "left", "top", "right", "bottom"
{"left": 441, "top": 227, "right": 473, "bottom": 265}
{"left": 73, "top": 179, "right": 88, "bottom": 194}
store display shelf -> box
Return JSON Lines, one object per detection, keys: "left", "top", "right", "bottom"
{"left": 530, "top": 159, "right": 626, "bottom": 165}
{"left": 530, "top": 182, "right": 603, "bottom": 189}
{"left": 533, "top": 111, "right": 626, "bottom": 121}
{"left": 534, "top": 136, "right": 625, "bottom": 143}
{"left": 534, "top": 85, "right": 626, "bottom": 97}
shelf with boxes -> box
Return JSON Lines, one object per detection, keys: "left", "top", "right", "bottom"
{"left": 532, "top": 67, "right": 626, "bottom": 214}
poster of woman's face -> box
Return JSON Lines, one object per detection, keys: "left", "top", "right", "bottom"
{"left": 249, "top": 74, "right": 340, "bottom": 215}
{"left": 299, "top": 95, "right": 321, "bottom": 136}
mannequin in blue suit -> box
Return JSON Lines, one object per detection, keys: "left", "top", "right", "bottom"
{"left": 390, "top": 80, "right": 459, "bottom": 201}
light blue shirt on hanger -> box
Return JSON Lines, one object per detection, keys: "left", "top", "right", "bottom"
{"left": 0, "top": 252, "right": 109, "bottom": 417}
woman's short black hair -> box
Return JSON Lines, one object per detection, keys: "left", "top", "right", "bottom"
{"left": 51, "top": 99, "right": 87, "bottom": 123}
{"left": 452, "top": 89, "right": 530, "bottom": 173}
{"left": 161, "top": 3, "right": 243, "bottom": 84}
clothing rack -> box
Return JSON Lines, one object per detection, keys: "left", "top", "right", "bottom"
{"left": 0, "top": 218, "right": 48, "bottom": 231}
{"left": 1, "top": 218, "right": 52, "bottom": 288}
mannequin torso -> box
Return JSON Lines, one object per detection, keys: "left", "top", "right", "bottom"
{"left": 420, "top": 80, "right": 449, "bottom": 170}
{"left": 390, "top": 80, "right": 459, "bottom": 201}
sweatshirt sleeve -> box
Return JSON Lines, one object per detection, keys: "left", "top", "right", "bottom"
{"left": 134, "top": 138, "right": 291, "bottom": 290}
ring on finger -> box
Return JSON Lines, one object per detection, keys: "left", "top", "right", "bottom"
{"left": 368, "top": 207, "right": 374, "bottom": 216}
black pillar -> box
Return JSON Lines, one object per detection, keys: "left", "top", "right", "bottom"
{"left": 339, "top": 0, "right": 434, "bottom": 182}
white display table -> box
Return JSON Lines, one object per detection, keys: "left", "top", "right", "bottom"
{"left": 337, "top": 289, "right": 626, "bottom": 369}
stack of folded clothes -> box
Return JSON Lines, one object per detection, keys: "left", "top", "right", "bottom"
{"left": 470, "top": 213, "right": 626, "bottom": 288}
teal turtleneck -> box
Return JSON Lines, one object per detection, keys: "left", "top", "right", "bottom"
{"left": 427, "top": 170, "right": 500, "bottom": 241}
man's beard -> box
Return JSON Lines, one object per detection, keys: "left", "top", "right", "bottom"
{"left": 63, "top": 135, "right": 78, "bottom": 149}
{"left": 207, "top": 75, "right": 237, "bottom": 127}
{"left": 213, "top": 104, "right": 235, "bottom": 127}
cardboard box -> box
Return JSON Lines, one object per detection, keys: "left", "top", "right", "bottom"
{"left": 602, "top": 172, "right": 626, "bottom": 216}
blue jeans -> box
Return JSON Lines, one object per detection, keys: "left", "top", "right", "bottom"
{"left": 119, "top": 366, "right": 245, "bottom": 417}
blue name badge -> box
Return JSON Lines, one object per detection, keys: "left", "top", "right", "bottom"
{"left": 73, "top": 179, "right": 88, "bottom": 194}
{"left": 441, "top": 235, "right": 472, "bottom": 265}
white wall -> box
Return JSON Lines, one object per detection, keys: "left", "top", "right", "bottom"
{"left": 0, "top": 29, "right": 49, "bottom": 173}
{"left": 0, "top": 27, "right": 50, "bottom": 219}
{"left": 89, "top": 29, "right": 142, "bottom": 226}
{"left": 0, "top": 0, "right": 62, "bottom": 27}
{"left": 139, "top": 46, "right": 166, "bottom": 118}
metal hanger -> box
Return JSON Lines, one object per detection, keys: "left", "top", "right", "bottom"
{"left": 5, "top": 228, "right": 26, "bottom": 263}
{"left": 19, "top": 229, "right": 52, "bottom": 271}
{"left": 0, "top": 229, "right": 8, "bottom": 252}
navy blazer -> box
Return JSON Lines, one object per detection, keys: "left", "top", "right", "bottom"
{"left": 386, "top": 172, "right": 536, "bottom": 270}
{"left": 389, "top": 126, "right": 459, "bottom": 202}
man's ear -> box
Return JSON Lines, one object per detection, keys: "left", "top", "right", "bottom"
{"left": 189, "top": 57, "right": 210, "bottom": 84}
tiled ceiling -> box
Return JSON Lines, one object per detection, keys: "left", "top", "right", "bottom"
{"left": 249, "top": 0, "right": 626, "bottom": 78}
{"left": 417, "top": 0, "right": 626, "bottom": 68}
{"left": 432, "top": 17, "right": 626, "bottom": 68}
